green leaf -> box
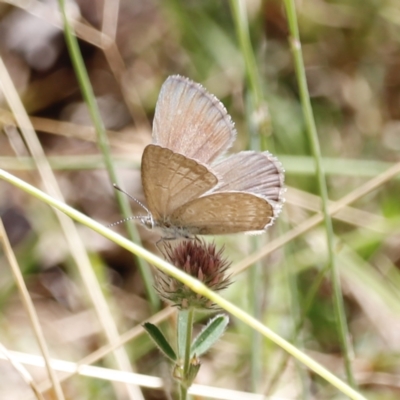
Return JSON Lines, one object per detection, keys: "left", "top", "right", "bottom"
{"left": 143, "top": 322, "right": 177, "bottom": 362}
{"left": 177, "top": 310, "right": 189, "bottom": 359}
{"left": 191, "top": 314, "right": 229, "bottom": 357}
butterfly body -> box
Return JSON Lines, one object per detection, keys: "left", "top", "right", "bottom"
{"left": 140, "top": 75, "right": 285, "bottom": 239}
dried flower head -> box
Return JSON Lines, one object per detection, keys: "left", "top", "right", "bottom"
{"left": 155, "top": 240, "right": 232, "bottom": 309}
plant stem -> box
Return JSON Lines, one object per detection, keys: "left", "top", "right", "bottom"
{"left": 179, "top": 308, "right": 194, "bottom": 400}
{"left": 229, "top": 0, "right": 272, "bottom": 143}
{"left": 0, "top": 169, "right": 368, "bottom": 400}
{"left": 282, "top": 0, "right": 355, "bottom": 387}
{"left": 58, "top": 0, "right": 159, "bottom": 312}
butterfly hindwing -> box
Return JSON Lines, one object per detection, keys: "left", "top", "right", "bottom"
{"left": 169, "top": 192, "right": 274, "bottom": 235}
{"left": 213, "top": 151, "right": 285, "bottom": 202}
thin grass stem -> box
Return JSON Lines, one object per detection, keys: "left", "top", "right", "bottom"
{"left": 229, "top": 0, "right": 272, "bottom": 144}
{"left": 57, "top": 0, "right": 159, "bottom": 312}
{"left": 282, "top": 0, "right": 355, "bottom": 387}
{"left": 0, "top": 220, "right": 64, "bottom": 400}
{"left": 0, "top": 169, "right": 367, "bottom": 400}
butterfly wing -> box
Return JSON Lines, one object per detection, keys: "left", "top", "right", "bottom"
{"left": 152, "top": 75, "right": 236, "bottom": 164}
{"left": 213, "top": 151, "right": 285, "bottom": 201}
{"left": 141, "top": 144, "right": 218, "bottom": 220}
{"left": 169, "top": 192, "right": 274, "bottom": 235}
{"left": 212, "top": 151, "right": 285, "bottom": 223}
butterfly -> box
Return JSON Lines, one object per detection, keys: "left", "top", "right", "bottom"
{"left": 138, "top": 75, "right": 285, "bottom": 240}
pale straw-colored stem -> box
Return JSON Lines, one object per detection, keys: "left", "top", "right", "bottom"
{"left": 0, "top": 169, "right": 367, "bottom": 400}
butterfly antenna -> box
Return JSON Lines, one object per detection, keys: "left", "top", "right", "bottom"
{"left": 113, "top": 184, "right": 151, "bottom": 216}
{"left": 108, "top": 215, "right": 140, "bottom": 227}
{"left": 109, "top": 184, "right": 153, "bottom": 227}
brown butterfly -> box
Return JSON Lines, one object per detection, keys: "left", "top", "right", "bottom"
{"left": 124, "top": 75, "right": 285, "bottom": 240}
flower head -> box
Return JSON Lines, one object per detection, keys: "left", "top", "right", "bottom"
{"left": 155, "top": 240, "right": 231, "bottom": 309}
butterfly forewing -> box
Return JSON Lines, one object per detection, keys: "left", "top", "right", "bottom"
{"left": 141, "top": 145, "right": 218, "bottom": 220}
{"left": 169, "top": 192, "right": 274, "bottom": 235}
{"left": 152, "top": 75, "right": 236, "bottom": 164}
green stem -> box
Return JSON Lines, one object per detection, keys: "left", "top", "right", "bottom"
{"left": 229, "top": 0, "right": 262, "bottom": 108}
{"left": 282, "top": 0, "right": 355, "bottom": 387}
{"left": 180, "top": 308, "right": 194, "bottom": 400}
{"left": 179, "top": 383, "right": 187, "bottom": 400}
{"left": 267, "top": 265, "right": 329, "bottom": 394}
{"left": 229, "top": 2, "right": 273, "bottom": 389}
{"left": 58, "top": 0, "right": 159, "bottom": 312}
{"left": 0, "top": 169, "right": 367, "bottom": 400}
{"left": 229, "top": 0, "right": 272, "bottom": 143}
{"left": 249, "top": 239, "right": 262, "bottom": 392}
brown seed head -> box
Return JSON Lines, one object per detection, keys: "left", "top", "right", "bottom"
{"left": 155, "top": 240, "right": 232, "bottom": 309}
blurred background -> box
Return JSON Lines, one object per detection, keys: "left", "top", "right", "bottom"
{"left": 1, "top": 0, "right": 400, "bottom": 399}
